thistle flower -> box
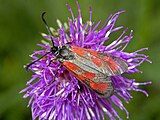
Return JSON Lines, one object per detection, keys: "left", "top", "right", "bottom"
{"left": 20, "top": 2, "right": 151, "bottom": 120}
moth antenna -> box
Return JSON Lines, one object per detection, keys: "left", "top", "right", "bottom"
{"left": 42, "top": 12, "right": 55, "bottom": 47}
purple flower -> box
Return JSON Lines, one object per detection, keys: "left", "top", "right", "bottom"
{"left": 20, "top": 2, "right": 151, "bottom": 120}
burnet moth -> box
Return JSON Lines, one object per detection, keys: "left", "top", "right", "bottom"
{"left": 25, "top": 12, "right": 128, "bottom": 98}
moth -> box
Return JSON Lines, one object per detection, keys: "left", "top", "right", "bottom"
{"left": 26, "top": 12, "right": 128, "bottom": 98}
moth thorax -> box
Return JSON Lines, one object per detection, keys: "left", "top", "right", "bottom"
{"left": 58, "top": 46, "right": 74, "bottom": 60}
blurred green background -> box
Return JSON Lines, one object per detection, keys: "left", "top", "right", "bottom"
{"left": 0, "top": 0, "right": 159, "bottom": 120}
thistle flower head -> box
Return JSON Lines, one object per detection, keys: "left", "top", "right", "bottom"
{"left": 20, "top": 2, "right": 151, "bottom": 120}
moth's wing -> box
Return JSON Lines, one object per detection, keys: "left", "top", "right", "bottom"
{"left": 88, "top": 77, "right": 113, "bottom": 98}
{"left": 62, "top": 59, "right": 113, "bottom": 98}
{"left": 70, "top": 46, "right": 128, "bottom": 76}
{"left": 98, "top": 53, "right": 128, "bottom": 76}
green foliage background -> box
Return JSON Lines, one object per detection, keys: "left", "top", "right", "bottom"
{"left": 0, "top": 0, "right": 159, "bottom": 120}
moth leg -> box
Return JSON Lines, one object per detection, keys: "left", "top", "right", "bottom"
{"left": 65, "top": 42, "right": 72, "bottom": 45}
{"left": 47, "top": 57, "right": 57, "bottom": 67}
{"left": 44, "top": 64, "right": 62, "bottom": 88}
{"left": 53, "top": 64, "right": 62, "bottom": 81}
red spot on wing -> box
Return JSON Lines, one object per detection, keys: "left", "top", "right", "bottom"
{"left": 84, "top": 71, "right": 95, "bottom": 79}
{"left": 91, "top": 57, "right": 102, "bottom": 67}
{"left": 90, "top": 82, "right": 109, "bottom": 93}
{"left": 103, "top": 56, "right": 119, "bottom": 72}
{"left": 88, "top": 50, "right": 99, "bottom": 57}
{"left": 71, "top": 46, "right": 100, "bottom": 58}
{"left": 70, "top": 46, "right": 85, "bottom": 57}
{"left": 77, "top": 74, "right": 86, "bottom": 81}
{"left": 63, "top": 61, "right": 78, "bottom": 71}
{"left": 63, "top": 61, "right": 86, "bottom": 81}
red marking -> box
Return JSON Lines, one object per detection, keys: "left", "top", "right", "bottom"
{"left": 90, "top": 82, "right": 109, "bottom": 93}
{"left": 84, "top": 71, "right": 95, "bottom": 79}
{"left": 92, "top": 57, "right": 102, "bottom": 67}
{"left": 63, "top": 61, "right": 78, "bottom": 71}
{"left": 71, "top": 46, "right": 85, "bottom": 57}
{"left": 77, "top": 74, "right": 86, "bottom": 81}
{"left": 103, "top": 57, "right": 118, "bottom": 72}
{"left": 63, "top": 61, "right": 86, "bottom": 81}
{"left": 88, "top": 50, "right": 99, "bottom": 57}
